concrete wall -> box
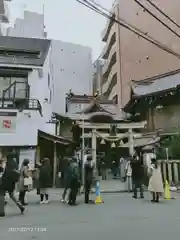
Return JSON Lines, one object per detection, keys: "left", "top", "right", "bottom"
{"left": 118, "top": 0, "right": 180, "bottom": 106}
{"left": 51, "top": 40, "right": 93, "bottom": 114}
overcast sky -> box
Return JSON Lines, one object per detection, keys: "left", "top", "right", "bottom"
{"left": 8, "top": 0, "right": 114, "bottom": 59}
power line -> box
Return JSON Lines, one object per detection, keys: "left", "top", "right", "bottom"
{"left": 76, "top": 0, "right": 180, "bottom": 59}
{"left": 134, "top": 0, "right": 180, "bottom": 39}
{"left": 145, "top": 0, "right": 180, "bottom": 29}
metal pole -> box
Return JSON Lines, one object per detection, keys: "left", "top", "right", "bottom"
{"left": 53, "top": 141, "right": 57, "bottom": 188}
{"left": 81, "top": 105, "right": 85, "bottom": 186}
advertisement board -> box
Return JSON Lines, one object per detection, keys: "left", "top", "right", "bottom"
{"left": 0, "top": 112, "right": 17, "bottom": 133}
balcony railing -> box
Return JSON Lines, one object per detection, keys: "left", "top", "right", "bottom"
{"left": 1, "top": 81, "right": 42, "bottom": 116}
{"left": 0, "top": 98, "right": 43, "bottom": 116}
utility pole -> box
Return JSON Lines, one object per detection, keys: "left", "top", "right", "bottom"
{"left": 81, "top": 104, "right": 85, "bottom": 186}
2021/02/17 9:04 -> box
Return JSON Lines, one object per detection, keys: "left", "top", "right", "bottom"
{"left": 9, "top": 227, "right": 47, "bottom": 232}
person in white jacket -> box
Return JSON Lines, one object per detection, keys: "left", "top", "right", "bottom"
{"left": 125, "top": 160, "right": 132, "bottom": 192}
{"left": 148, "top": 158, "right": 164, "bottom": 203}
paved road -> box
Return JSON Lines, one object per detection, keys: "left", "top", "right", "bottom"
{"left": 0, "top": 192, "right": 180, "bottom": 240}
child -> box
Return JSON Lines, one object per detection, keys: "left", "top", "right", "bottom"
{"left": 148, "top": 158, "right": 164, "bottom": 203}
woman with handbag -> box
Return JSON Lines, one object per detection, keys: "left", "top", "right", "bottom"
{"left": 19, "top": 159, "right": 30, "bottom": 205}
{"left": 2, "top": 153, "right": 25, "bottom": 214}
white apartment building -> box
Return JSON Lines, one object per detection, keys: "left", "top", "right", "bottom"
{"left": 6, "top": 10, "right": 46, "bottom": 38}
{"left": 6, "top": 11, "right": 93, "bottom": 115}
{"left": 0, "top": 35, "right": 59, "bottom": 168}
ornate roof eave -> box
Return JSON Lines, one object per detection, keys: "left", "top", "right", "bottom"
{"left": 123, "top": 86, "right": 180, "bottom": 113}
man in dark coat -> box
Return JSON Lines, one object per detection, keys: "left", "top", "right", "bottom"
{"left": 39, "top": 158, "right": 52, "bottom": 204}
{"left": 131, "top": 152, "right": 144, "bottom": 199}
{"left": 2, "top": 153, "right": 25, "bottom": 214}
{"left": 84, "top": 156, "right": 94, "bottom": 204}
{"left": 61, "top": 159, "right": 72, "bottom": 202}
{"left": 68, "top": 157, "right": 80, "bottom": 205}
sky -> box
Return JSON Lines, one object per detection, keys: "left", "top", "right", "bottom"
{"left": 7, "top": 0, "right": 114, "bottom": 59}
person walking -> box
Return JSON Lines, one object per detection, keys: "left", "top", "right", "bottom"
{"left": 84, "top": 156, "right": 94, "bottom": 204}
{"left": 18, "top": 159, "right": 30, "bottom": 205}
{"left": 131, "top": 153, "right": 144, "bottom": 199}
{"left": 125, "top": 159, "right": 132, "bottom": 192}
{"left": 148, "top": 158, "right": 164, "bottom": 203}
{"left": 61, "top": 159, "right": 72, "bottom": 203}
{"left": 39, "top": 158, "right": 52, "bottom": 204}
{"left": 2, "top": 153, "right": 25, "bottom": 214}
{"left": 0, "top": 159, "right": 5, "bottom": 217}
{"left": 68, "top": 157, "right": 80, "bottom": 206}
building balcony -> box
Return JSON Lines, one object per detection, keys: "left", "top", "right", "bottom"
{"left": 101, "top": 12, "right": 116, "bottom": 42}
{"left": 102, "top": 44, "right": 116, "bottom": 78}
{"left": 102, "top": 64, "right": 117, "bottom": 93}
{"left": 0, "top": 1, "right": 10, "bottom": 23}
{"left": 0, "top": 98, "right": 42, "bottom": 116}
{"left": 103, "top": 73, "right": 117, "bottom": 99}
{"left": 102, "top": 31, "right": 116, "bottom": 59}
{"left": 108, "top": 83, "right": 117, "bottom": 100}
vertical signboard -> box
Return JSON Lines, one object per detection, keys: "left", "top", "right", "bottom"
{"left": 0, "top": 112, "right": 17, "bottom": 133}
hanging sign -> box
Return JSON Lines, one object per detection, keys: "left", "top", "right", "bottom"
{"left": 0, "top": 112, "right": 17, "bottom": 133}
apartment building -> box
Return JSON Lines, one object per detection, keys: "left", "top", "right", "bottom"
{"left": 6, "top": 10, "right": 47, "bottom": 38}
{"left": 101, "top": 0, "right": 180, "bottom": 107}
{"left": 0, "top": 0, "right": 11, "bottom": 24}
{"left": 92, "top": 59, "right": 104, "bottom": 95}
{"left": 101, "top": 3, "right": 121, "bottom": 106}
{"left": 0, "top": 36, "right": 53, "bottom": 164}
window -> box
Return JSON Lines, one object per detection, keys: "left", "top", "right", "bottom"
{"left": 0, "top": 76, "right": 27, "bottom": 99}
{"left": 0, "top": 49, "right": 40, "bottom": 59}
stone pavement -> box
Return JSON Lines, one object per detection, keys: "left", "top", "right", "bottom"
{"left": 1, "top": 191, "right": 180, "bottom": 240}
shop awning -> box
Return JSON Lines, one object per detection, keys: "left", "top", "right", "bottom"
{"left": 38, "top": 130, "right": 74, "bottom": 145}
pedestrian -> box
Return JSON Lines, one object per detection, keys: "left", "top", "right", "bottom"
{"left": 131, "top": 152, "right": 144, "bottom": 199}
{"left": 61, "top": 159, "right": 72, "bottom": 203}
{"left": 84, "top": 156, "right": 94, "bottom": 204}
{"left": 125, "top": 159, "right": 132, "bottom": 192}
{"left": 101, "top": 161, "right": 107, "bottom": 180}
{"left": 18, "top": 159, "right": 30, "bottom": 205}
{"left": 148, "top": 158, "right": 164, "bottom": 203}
{"left": 68, "top": 157, "right": 80, "bottom": 205}
{"left": 0, "top": 159, "right": 5, "bottom": 217}
{"left": 39, "top": 158, "right": 52, "bottom": 204}
{"left": 35, "top": 162, "right": 42, "bottom": 195}
{"left": 2, "top": 153, "right": 25, "bottom": 214}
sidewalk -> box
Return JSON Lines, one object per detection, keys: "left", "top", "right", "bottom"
{"left": 28, "top": 179, "right": 127, "bottom": 196}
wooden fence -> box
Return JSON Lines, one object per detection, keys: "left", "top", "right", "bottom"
{"left": 159, "top": 160, "right": 180, "bottom": 185}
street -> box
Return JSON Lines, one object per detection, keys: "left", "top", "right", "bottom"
{"left": 0, "top": 191, "right": 180, "bottom": 240}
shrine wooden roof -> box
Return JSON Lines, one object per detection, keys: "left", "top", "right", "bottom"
{"left": 65, "top": 93, "right": 125, "bottom": 121}
{"left": 131, "top": 68, "right": 180, "bottom": 97}
{"left": 124, "top": 69, "right": 180, "bottom": 112}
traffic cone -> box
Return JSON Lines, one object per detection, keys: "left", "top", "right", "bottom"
{"left": 164, "top": 180, "right": 172, "bottom": 200}
{"left": 94, "top": 181, "right": 104, "bottom": 204}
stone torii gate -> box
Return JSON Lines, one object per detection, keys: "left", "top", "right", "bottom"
{"left": 77, "top": 121, "right": 147, "bottom": 166}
